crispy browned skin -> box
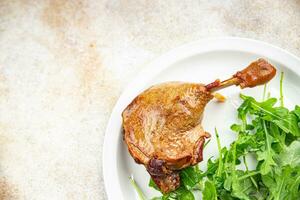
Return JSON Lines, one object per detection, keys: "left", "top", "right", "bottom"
{"left": 122, "top": 59, "right": 276, "bottom": 193}
{"left": 122, "top": 82, "right": 212, "bottom": 193}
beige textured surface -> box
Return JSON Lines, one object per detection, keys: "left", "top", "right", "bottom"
{"left": 0, "top": 0, "right": 300, "bottom": 199}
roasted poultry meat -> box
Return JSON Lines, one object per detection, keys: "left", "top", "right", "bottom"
{"left": 122, "top": 59, "right": 276, "bottom": 193}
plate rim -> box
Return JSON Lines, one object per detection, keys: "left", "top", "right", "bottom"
{"left": 102, "top": 37, "right": 300, "bottom": 200}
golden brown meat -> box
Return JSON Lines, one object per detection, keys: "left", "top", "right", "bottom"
{"left": 122, "top": 59, "right": 276, "bottom": 193}
{"left": 123, "top": 82, "right": 212, "bottom": 192}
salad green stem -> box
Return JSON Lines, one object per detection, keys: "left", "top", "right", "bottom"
{"left": 274, "top": 178, "right": 285, "bottom": 200}
{"left": 262, "top": 120, "right": 271, "bottom": 155}
{"left": 237, "top": 171, "right": 260, "bottom": 181}
{"left": 243, "top": 156, "right": 258, "bottom": 189}
{"left": 232, "top": 143, "right": 237, "bottom": 173}
{"left": 263, "top": 84, "right": 267, "bottom": 101}
{"left": 279, "top": 72, "right": 284, "bottom": 107}
{"left": 130, "top": 176, "right": 147, "bottom": 200}
{"left": 243, "top": 156, "right": 249, "bottom": 171}
{"left": 215, "top": 128, "right": 223, "bottom": 177}
{"left": 204, "top": 139, "right": 211, "bottom": 149}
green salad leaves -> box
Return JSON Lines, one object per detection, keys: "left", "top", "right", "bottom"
{"left": 131, "top": 73, "right": 300, "bottom": 199}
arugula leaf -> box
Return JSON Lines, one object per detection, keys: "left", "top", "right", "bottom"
{"left": 237, "top": 98, "right": 252, "bottom": 120}
{"left": 269, "top": 108, "right": 300, "bottom": 137}
{"left": 262, "top": 166, "right": 300, "bottom": 200}
{"left": 171, "top": 187, "right": 195, "bottom": 200}
{"left": 151, "top": 197, "right": 163, "bottom": 200}
{"left": 240, "top": 94, "right": 300, "bottom": 137}
{"left": 293, "top": 105, "right": 300, "bottom": 132}
{"left": 231, "top": 171, "right": 253, "bottom": 200}
{"left": 180, "top": 166, "right": 203, "bottom": 190}
{"left": 206, "top": 158, "right": 219, "bottom": 179}
{"left": 202, "top": 181, "right": 217, "bottom": 200}
{"left": 294, "top": 105, "right": 300, "bottom": 119}
{"left": 235, "top": 134, "right": 261, "bottom": 157}
{"left": 150, "top": 168, "right": 199, "bottom": 200}
{"left": 276, "top": 140, "right": 300, "bottom": 168}
{"left": 223, "top": 176, "right": 232, "bottom": 192}
{"left": 269, "top": 122, "right": 285, "bottom": 152}
{"left": 151, "top": 186, "right": 195, "bottom": 200}
{"left": 149, "top": 178, "right": 160, "bottom": 191}
{"left": 164, "top": 186, "right": 195, "bottom": 200}
{"left": 256, "top": 121, "right": 277, "bottom": 175}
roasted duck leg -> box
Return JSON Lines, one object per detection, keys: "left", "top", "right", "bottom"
{"left": 122, "top": 58, "right": 276, "bottom": 193}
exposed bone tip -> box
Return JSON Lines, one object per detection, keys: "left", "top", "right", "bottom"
{"left": 205, "top": 59, "right": 276, "bottom": 92}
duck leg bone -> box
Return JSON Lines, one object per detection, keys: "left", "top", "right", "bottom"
{"left": 205, "top": 58, "right": 277, "bottom": 93}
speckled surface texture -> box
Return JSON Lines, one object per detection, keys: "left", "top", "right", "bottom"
{"left": 0, "top": 0, "right": 300, "bottom": 199}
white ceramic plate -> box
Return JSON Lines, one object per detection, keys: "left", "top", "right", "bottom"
{"left": 103, "top": 38, "right": 300, "bottom": 200}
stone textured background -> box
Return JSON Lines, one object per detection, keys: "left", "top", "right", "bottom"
{"left": 0, "top": 0, "right": 299, "bottom": 199}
